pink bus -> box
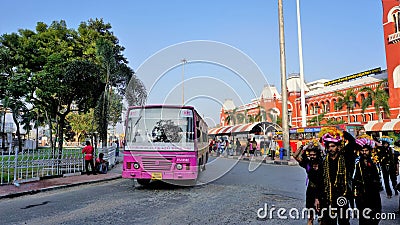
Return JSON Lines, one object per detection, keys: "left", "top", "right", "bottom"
{"left": 122, "top": 105, "right": 209, "bottom": 186}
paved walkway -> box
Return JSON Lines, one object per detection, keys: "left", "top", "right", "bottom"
{"left": 0, "top": 162, "right": 122, "bottom": 199}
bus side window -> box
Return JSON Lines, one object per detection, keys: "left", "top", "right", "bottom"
{"left": 196, "top": 128, "right": 201, "bottom": 140}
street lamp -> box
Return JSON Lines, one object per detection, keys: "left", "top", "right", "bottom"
{"left": 181, "top": 59, "right": 187, "bottom": 105}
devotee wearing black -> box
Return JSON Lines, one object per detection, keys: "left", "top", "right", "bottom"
{"left": 315, "top": 131, "right": 357, "bottom": 225}
{"left": 294, "top": 144, "right": 323, "bottom": 225}
{"left": 352, "top": 141, "right": 382, "bottom": 225}
{"left": 378, "top": 140, "right": 398, "bottom": 198}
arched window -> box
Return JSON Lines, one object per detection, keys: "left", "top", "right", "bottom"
{"left": 332, "top": 99, "right": 337, "bottom": 111}
{"left": 325, "top": 100, "right": 330, "bottom": 112}
{"left": 321, "top": 102, "right": 325, "bottom": 113}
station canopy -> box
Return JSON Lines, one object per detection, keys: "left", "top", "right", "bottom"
{"left": 208, "top": 122, "right": 282, "bottom": 136}
{"left": 364, "top": 119, "right": 400, "bottom": 131}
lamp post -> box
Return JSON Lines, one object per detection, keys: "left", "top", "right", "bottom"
{"left": 315, "top": 106, "right": 320, "bottom": 126}
{"left": 181, "top": 59, "right": 187, "bottom": 105}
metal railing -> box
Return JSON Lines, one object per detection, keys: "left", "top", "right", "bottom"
{"left": 0, "top": 146, "right": 117, "bottom": 185}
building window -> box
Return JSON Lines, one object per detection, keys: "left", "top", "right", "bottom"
{"left": 325, "top": 101, "right": 330, "bottom": 112}
{"left": 362, "top": 114, "right": 366, "bottom": 122}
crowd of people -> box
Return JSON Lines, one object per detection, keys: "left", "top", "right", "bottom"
{"left": 293, "top": 128, "right": 400, "bottom": 225}
{"left": 208, "top": 136, "right": 280, "bottom": 158}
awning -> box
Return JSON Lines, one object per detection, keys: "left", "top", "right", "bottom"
{"left": 364, "top": 119, "right": 400, "bottom": 131}
{"left": 208, "top": 122, "right": 279, "bottom": 135}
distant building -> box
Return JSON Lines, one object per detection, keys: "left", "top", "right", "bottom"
{"left": 218, "top": 2, "right": 400, "bottom": 131}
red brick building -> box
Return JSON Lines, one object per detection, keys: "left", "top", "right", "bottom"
{"left": 219, "top": 1, "right": 400, "bottom": 130}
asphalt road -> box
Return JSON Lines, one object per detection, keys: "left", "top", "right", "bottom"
{"left": 0, "top": 157, "right": 399, "bottom": 225}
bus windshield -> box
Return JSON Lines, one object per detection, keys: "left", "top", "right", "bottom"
{"left": 125, "top": 107, "right": 195, "bottom": 150}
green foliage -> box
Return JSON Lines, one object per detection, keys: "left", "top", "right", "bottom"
{"left": 334, "top": 88, "right": 360, "bottom": 123}
{"left": 0, "top": 18, "right": 145, "bottom": 152}
{"left": 67, "top": 109, "right": 96, "bottom": 142}
{"left": 108, "top": 91, "right": 123, "bottom": 127}
{"left": 360, "top": 80, "right": 390, "bottom": 122}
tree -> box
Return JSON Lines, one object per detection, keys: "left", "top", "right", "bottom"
{"left": 108, "top": 91, "right": 123, "bottom": 128}
{"left": 95, "top": 38, "right": 134, "bottom": 146}
{"left": 360, "top": 80, "right": 390, "bottom": 122}
{"left": 309, "top": 113, "right": 325, "bottom": 126}
{"left": 236, "top": 112, "right": 245, "bottom": 124}
{"left": 126, "top": 74, "right": 147, "bottom": 107}
{"left": 334, "top": 89, "right": 360, "bottom": 123}
{"left": 223, "top": 108, "right": 237, "bottom": 125}
{"left": 67, "top": 109, "right": 97, "bottom": 143}
{"left": 1, "top": 19, "right": 138, "bottom": 154}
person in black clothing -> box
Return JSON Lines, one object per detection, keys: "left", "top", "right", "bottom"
{"left": 235, "top": 138, "right": 241, "bottom": 156}
{"left": 352, "top": 138, "right": 382, "bottom": 225}
{"left": 294, "top": 142, "right": 323, "bottom": 225}
{"left": 315, "top": 130, "right": 357, "bottom": 225}
{"left": 378, "top": 139, "right": 398, "bottom": 198}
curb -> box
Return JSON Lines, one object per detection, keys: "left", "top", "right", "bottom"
{"left": 0, "top": 175, "right": 122, "bottom": 200}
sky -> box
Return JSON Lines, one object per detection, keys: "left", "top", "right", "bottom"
{"left": 0, "top": 0, "right": 387, "bottom": 128}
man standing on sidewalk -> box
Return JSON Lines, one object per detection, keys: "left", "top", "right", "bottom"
{"left": 82, "top": 141, "right": 96, "bottom": 175}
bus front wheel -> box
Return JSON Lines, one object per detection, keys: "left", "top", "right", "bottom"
{"left": 136, "top": 179, "right": 151, "bottom": 186}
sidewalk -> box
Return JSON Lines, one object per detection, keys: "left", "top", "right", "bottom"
{"left": 211, "top": 152, "right": 299, "bottom": 166}
{"left": 0, "top": 162, "right": 122, "bottom": 200}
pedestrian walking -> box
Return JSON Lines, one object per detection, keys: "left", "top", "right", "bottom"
{"left": 294, "top": 140, "right": 323, "bottom": 225}
{"left": 235, "top": 138, "right": 241, "bottom": 156}
{"left": 314, "top": 128, "right": 356, "bottom": 225}
{"left": 82, "top": 141, "right": 96, "bottom": 175}
{"left": 378, "top": 138, "right": 398, "bottom": 198}
{"left": 353, "top": 138, "right": 382, "bottom": 225}
{"left": 251, "top": 138, "right": 257, "bottom": 156}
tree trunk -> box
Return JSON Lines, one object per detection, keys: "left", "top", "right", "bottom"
{"left": 2, "top": 110, "right": 5, "bottom": 150}
{"left": 57, "top": 114, "right": 66, "bottom": 160}
{"left": 12, "top": 112, "right": 23, "bottom": 152}
{"left": 101, "top": 90, "right": 109, "bottom": 147}
{"left": 377, "top": 108, "right": 383, "bottom": 122}
{"left": 347, "top": 109, "right": 351, "bottom": 124}
{"left": 45, "top": 110, "right": 55, "bottom": 155}
{"left": 36, "top": 112, "right": 39, "bottom": 150}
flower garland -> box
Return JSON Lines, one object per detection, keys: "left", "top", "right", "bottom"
{"left": 318, "top": 127, "right": 343, "bottom": 139}
{"left": 323, "top": 154, "right": 347, "bottom": 205}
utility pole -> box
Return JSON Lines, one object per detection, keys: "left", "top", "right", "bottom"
{"left": 296, "top": 0, "right": 307, "bottom": 127}
{"left": 181, "top": 59, "right": 187, "bottom": 106}
{"left": 278, "top": 0, "right": 290, "bottom": 160}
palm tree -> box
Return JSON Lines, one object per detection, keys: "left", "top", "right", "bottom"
{"left": 236, "top": 112, "right": 245, "bottom": 124}
{"left": 360, "top": 80, "right": 390, "bottom": 122}
{"left": 224, "top": 111, "right": 231, "bottom": 126}
{"left": 334, "top": 88, "right": 360, "bottom": 123}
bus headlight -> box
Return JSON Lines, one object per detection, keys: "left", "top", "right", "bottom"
{"left": 133, "top": 162, "right": 140, "bottom": 169}
{"left": 176, "top": 164, "right": 183, "bottom": 170}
